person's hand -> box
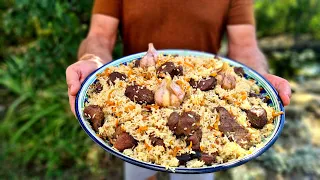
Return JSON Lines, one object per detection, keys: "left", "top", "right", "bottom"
{"left": 66, "top": 54, "right": 104, "bottom": 115}
{"left": 263, "top": 74, "right": 291, "bottom": 106}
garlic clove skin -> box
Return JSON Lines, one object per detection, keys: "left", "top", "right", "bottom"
{"left": 155, "top": 80, "right": 170, "bottom": 107}
{"left": 217, "top": 72, "right": 236, "bottom": 90}
{"left": 154, "top": 77, "right": 185, "bottom": 107}
{"left": 169, "top": 81, "right": 185, "bottom": 102}
{"left": 170, "top": 94, "right": 181, "bottom": 107}
{"left": 140, "top": 43, "right": 158, "bottom": 68}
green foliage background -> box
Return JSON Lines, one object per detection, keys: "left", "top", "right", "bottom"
{"left": 0, "top": 0, "right": 319, "bottom": 179}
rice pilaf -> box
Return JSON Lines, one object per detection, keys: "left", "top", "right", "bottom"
{"left": 84, "top": 50, "right": 282, "bottom": 169}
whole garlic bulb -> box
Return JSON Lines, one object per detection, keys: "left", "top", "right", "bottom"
{"left": 140, "top": 43, "right": 158, "bottom": 68}
{"left": 154, "top": 76, "right": 185, "bottom": 107}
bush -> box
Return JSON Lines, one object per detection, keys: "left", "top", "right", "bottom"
{"left": 0, "top": 1, "right": 99, "bottom": 178}
{"left": 0, "top": 0, "right": 319, "bottom": 179}
{"left": 255, "top": 0, "right": 320, "bottom": 39}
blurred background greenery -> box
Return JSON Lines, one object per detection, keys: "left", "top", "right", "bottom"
{"left": 0, "top": 0, "right": 319, "bottom": 179}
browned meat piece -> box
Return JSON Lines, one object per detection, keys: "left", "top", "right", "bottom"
{"left": 157, "top": 62, "right": 183, "bottom": 78}
{"left": 175, "top": 66, "right": 183, "bottom": 76}
{"left": 175, "top": 111, "right": 200, "bottom": 136}
{"left": 114, "top": 126, "right": 123, "bottom": 137}
{"left": 167, "top": 112, "right": 180, "bottom": 131}
{"left": 114, "top": 132, "right": 137, "bottom": 152}
{"left": 168, "top": 111, "right": 200, "bottom": 136}
{"left": 134, "top": 60, "right": 140, "bottom": 67}
{"left": 189, "top": 76, "right": 217, "bottom": 91}
{"left": 176, "top": 154, "right": 192, "bottom": 165}
{"left": 94, "top": 81, "right": 103, "bottom": 93}
{"left": 200, "top": 153, "right": 217, "bottom": 165}
{"left": 217, "top": 72, "right": 236, "bottom": 90}
{"left": 246, "top": 108, "right": 268, "bottom": 129}
{"left": 150, "top": 135, "right": 165, "bottom": 147}
{"left": 125, "top": 85, "right": 154, "bottom": 104}
{"left": 84, "top": 105, "right": 105, "bottom": 132}
{"left": 187, "top": 129, "right": 202, "bottom": 151}
{"left": 177, "top": 151, "right": 216, "bottom": 165}
{"left": 107, "top": 72, "right": 127, "bottom": 85}
{"left": 190, "top": 151, "right": 202, "bottom": 159}
{"left": 216, "top": 107, "right": 249, "bottom": 143}
{"left": 234, "top": 67, "right": 245, "bottom": 77}
{"left": 249, "top": 92, "right": 268, "bottom": 103}
{"left": 185, "top": 111, "right": 201, "bottom": 122}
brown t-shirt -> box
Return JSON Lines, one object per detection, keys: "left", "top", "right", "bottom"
{"left": 93, "top": 0, "right": 254, "bottom": 56}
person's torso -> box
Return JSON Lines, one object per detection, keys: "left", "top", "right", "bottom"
{"left": 120, "top": 0, "right": 231, "bottom": 55}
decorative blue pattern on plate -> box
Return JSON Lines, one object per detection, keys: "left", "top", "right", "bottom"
{"left": 75, "top": 50, "right": 285, "bottom": 173}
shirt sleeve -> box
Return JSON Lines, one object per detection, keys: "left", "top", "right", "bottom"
{"left": 92, "top": 0, "right": 122, "bottom": 19}
{"left": 227, "top": 0, "right": 255, "bottom": 25}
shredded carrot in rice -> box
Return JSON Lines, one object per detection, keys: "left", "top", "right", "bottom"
{"left": 272, "top": 111, "right": 283, "bottom": 117}
{"left": 239, "top": 91, "right": 247, "bottom": 101}
{"left": 222, "top": 62, "right": 229, "bottom": 71}
{"left": 214, "top": 122, "right": 219, "bottom": 131}
{"left": 115, "top": 119, "right": 119, "bottom": 127}
{"left": 188, "top": 141, "right": 193, "bottom": 149}
{"left": 184, "top": 62, "right": 194, "bottom": 69}
{"left": 120, "top": 125, "right": 126, "bottom": 131}
{"left": 107, "top": 89, "right": 115, "bottom": 100}
{"left": 234, "top": 101, "right": 241, "bottom": 106}
{"left": 115, "top": 112, "right": 122, "bottom": 117}
{"left": 200, "top": 99, "right": 205, "bottom": 106}
{"left": 183, "top": 77, "right": 190, "bottom": 82}
{"left": 145, "top": 104, "right": 160, "bottom": 110}
{"left": 105, "top": 101, "right": 115, "bottom": 106}
{"left": 144, "top": 72, "right": 152, "bottom": 79}
{"left": 210, "top": 71, "right": 217, "bottom": 77}
{"left": 172, "top": 147, "right": 181, "bottom": 157}
{"left": 102, "top": 68, "right": 111, "bottom": 77}
{"left": 125, "top": 105, "right": 136, "bottom": 111}
{"left": 127, "top": 69, "right": 133, "bottom": 76}
{"left": 144, "top": 142, "right": 152, "bottom": 151}
{"left": 137, "top": 126, "right": 148, "bottom": 133}
{"left": 214, "top": 131, "right": 222, "bottom": 137}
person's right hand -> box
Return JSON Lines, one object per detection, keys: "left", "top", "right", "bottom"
{"left": 66, "top": 54, "right": 104, "bottom": 115}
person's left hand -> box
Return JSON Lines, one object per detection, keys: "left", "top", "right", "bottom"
{"left": 263, "top": 74, "right": 291, "bottom": 106}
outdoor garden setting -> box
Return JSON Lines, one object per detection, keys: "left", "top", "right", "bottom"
{"left": 0, "top": 0, "right": 319, "bottom": 179}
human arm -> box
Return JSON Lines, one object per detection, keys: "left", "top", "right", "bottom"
{"left": 66, "top": 14, "right": 119, "bottom": 114}
{"left": 77, "top": 14, "right": 118, "bottom": 61}
{"left": 227, "top": 25, "right": 291, "bottom": 105}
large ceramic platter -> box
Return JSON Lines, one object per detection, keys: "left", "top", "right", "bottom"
{"left": 75, "top": 50, "right": 285, "bottom": 173}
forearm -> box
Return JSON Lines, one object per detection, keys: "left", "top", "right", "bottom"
{"left": 78, "top": 35, "right": 114, "bottom": 63}
{"left": 227, "top": 45, "right": 269, "bottom": 75}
